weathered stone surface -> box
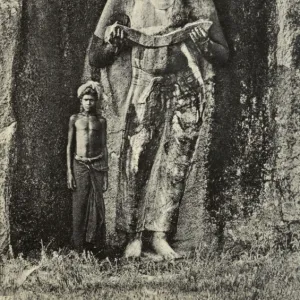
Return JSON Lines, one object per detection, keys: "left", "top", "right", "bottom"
{"left": 98, "top": 0, "right": 300, "bottom": 252}
{"left": 268, "top": 0, "right": 300, "bottom": 223}
{"left": 176, "top": 0, "right": 299, "bottom": 251}
{"left": 214, "top": 0, "right": 300, "bottom": 250}
{"left": 203, "top": 0, "right": 275, "bottom": 248}
{"left": 0, "top": 124, "right": 17, "bottom": 253}
{"left": 171, "top": 0, "right": 277, "bottom": 249}
{"left": 92, "top": 0, "right": 222, "bottom": 250}
{"left": 9, "top": 0, "right": 105, "bottom": 252}
{"left": 0, "top": 1, "right": 21, "bottom": 253}
{"left": 96, "top": 55, "right": 132, "bottom": 244}
{"left": 0, "top": 0, "right": 299, "bottom": 254}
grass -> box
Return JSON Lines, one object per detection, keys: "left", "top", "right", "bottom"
{"left": 1, "top": 244, "right": 300, "bottom": 299}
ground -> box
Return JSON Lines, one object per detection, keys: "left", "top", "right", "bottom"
{"left": 1, "top": 243, "right": 300, "bottom": 300}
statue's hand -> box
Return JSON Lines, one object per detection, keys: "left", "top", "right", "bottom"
{"left": 103, "top": 173, "right": 108, "bottom": 192}
{"left": 67, "top": 172, "right": 76, "bottom": 190}
{"left": 104, "top": 22, "right": 126, "bottom": 49}
{"left": 189, "top": 26, "right": 209, "bottom": 46}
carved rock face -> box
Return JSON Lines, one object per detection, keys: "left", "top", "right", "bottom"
{"left": 7, "top": 0, "right": 105, "bottom": 253}
{"left": 149, "top": 0, "right": 175, "bottom": 10}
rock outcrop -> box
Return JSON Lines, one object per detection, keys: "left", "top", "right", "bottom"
{"left": 0, "top": 0, "right": 299, "bottom": 253}
{"left": 8, "top": 1, "right": 105, "bottom": 252}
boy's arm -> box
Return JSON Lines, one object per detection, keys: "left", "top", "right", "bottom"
{"left": 101, "top": 118, "right": 109, "bottom": 192}
{"left": 67, "top": 115, "right": 77, "bottom": 190}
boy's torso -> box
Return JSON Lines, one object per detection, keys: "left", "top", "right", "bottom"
{"left": 74, "top": 114, "right": 105, "bottom": 158}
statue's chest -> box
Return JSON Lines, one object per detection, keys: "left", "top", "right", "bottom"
{"left": 130, "top": 0, "right": 187, "bottom": 73}
{"left": 131, "top": 0, "right": 173, "bottom": 31}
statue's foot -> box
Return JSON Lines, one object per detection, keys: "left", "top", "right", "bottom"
{"left": 124, "top": 238, "right": 142, "bottom": 258}
{"left": 152, "top": 232, "right": 181, "bottom": 260}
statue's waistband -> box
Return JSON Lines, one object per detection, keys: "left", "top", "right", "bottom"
{"left": 131, "top": 67, "right": 197, "bottom": 87}
{"left": 75, "top": 153, "right": 103, "bottom": 163}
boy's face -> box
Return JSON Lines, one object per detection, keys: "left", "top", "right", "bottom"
{"left": 150, "top": 0, "right": 175, "bottom": 10}
{"left": 81, "top": 94, "right": 96, "bottom": 112}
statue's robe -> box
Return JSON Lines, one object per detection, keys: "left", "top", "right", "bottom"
{"left": 89, "top": 0, "right": 228, "bottom": 236}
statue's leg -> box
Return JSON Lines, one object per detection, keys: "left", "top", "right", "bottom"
{"left": 145, "top": 78, "right": 201, "bottom": 258}
{"left": 124, "top": 231, "right": 143, "bottom": 258}
{"left": 117, "top": 115, "right": 151, "bottom": 257}
{"left": 117, "top": 77, "right": 166, "bottom": 257}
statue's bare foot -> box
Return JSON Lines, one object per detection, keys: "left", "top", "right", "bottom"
{"left": 152, "top": 232, "right": 181, "bottom": 260}
{"left": 124, "top": 238, "right": 142, "bottom": 258}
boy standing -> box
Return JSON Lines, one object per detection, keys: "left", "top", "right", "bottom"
{"left": 67, "top": 81, "right": 108, "bottom": 252}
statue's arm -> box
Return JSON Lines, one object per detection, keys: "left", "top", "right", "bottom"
{"left": 206, "top": 23, "right": 229, "bottom": 63}
{"left": 89, "top": 0, "right": 131, "bottom": 68}
{"left": 187, "top": 22, "right": 229, "bottom": 65}
{"left": 67, "top": 115, "right": 77, "bottom": 190}
{"left": 89, "top": 36, "right": 118, "bottom": 68}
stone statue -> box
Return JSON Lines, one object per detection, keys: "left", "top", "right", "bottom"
{"left": 89, "top": 0, "right": 228, "bottom": 259}
{"left": 67, "top": 81, "right": 108, "bottom": 252}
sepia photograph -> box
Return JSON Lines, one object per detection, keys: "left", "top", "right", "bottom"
{"left": 0, "top": 0, "right": 300, "bottom": 298}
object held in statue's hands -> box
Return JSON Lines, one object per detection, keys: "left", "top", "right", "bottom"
{"left": 103, "top": 19, "right": 213, "bottom": 48}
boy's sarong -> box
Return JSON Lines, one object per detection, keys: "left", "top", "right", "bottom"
{"left": 72, "top": 156, "right": 106, "bottom": 250}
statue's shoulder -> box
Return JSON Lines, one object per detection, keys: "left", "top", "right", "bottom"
{"left": 103, "top": 0, "right": 133, "bottom": 24}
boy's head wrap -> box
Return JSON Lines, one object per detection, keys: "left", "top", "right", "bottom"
{"left": 77, "top": 80, "right": 101, "bottom": 100}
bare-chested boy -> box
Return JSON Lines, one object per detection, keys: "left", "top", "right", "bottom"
{"left": 67, "top": 81, "right": 108, "bottom": 252}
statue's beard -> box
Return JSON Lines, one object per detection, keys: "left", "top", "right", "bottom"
{"left": 131, "top": 0, "right": 191, "bottom": 33}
